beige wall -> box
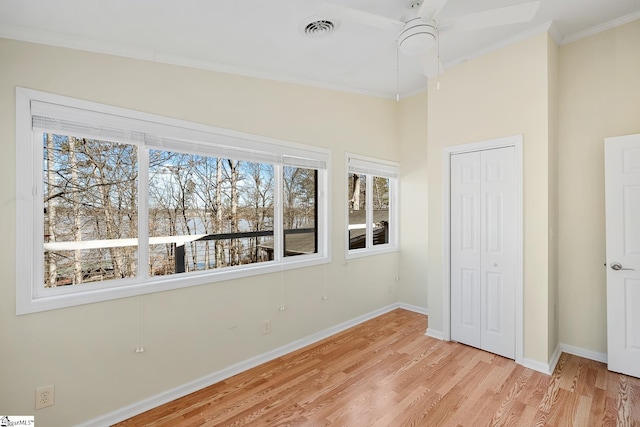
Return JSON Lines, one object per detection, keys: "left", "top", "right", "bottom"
{"left": 0, "top": 39, "right": 403, "bottom": 426}
{"left": 426, "top": 32, "right": 554, "bottom": 364}
{"left": 547, "top": 35, "right": 560, "bottom": 361}
{"left": 558, "top": 20, "right": 640, "bottom": 354}
{"left": 398, "top": 92, "right": 429, "bottom": 309}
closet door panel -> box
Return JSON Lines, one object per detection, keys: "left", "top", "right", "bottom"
{"left": 451, "top": 151, "right": 481, "bottom": 347}
{"left": 480, "top": 147, "right": 516, "bottom": 359}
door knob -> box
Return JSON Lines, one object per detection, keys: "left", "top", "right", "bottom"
{"left": 610, "top": 262, "right": 635, "bottom": 271}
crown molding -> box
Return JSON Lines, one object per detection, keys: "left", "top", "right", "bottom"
{"left": 0, "top": 24, "right": 395, "bottom": 99}
{"left": 0, "top": 24, "right": 156, "bottom": 59}
{"left": 560, "top": 11, "right": 640, "bottom": 45}
{"left": 444, "top": 21, "right": 555, "bottom": 70}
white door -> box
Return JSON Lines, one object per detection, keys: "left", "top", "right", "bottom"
{"left": 451, "top": 147, "right": 516, "bottom": 359}
{"left": 605, "top": 133, "right": 640, "bottom": 378}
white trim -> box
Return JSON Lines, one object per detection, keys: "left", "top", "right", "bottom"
{"left": 15, "top": 86, "right": 36, "bottom": 315}
{"left": 559, "top": 343, "right": 608, "bottom": 364}
{"left": 521, "top": 343, "right": 609, "bottom": 377}
{"left": 398, "top": 303, "right": 428, "bottom": 315}
{"left": 442, "top": 135, "right": 524, "bottom": 364}
{"left": 425, "top": 328, "right": 446, "bottom": 340}
{"left": 434, "top": 13, "right": 640, "bottom": 78}
{"left": 548, "top": 344, "right": 562, "bottom": 375}
{"left": 444, "top": 22, "right": 555, "bottom": 72}
{"left": 546, "top": 21, "right": 563, "bottom": 47}
{"left": 560, "top": 12, "right": 640, "bottom": 46}
{"left": 522, "top": 357, "right": 554, "bottom": 375}
{"left": 521, "top": 345, "right": 560, "bottom": 376}
{"left": 344, "top": 245, "right": 400, "bottom": 260}
{"left": 16, "top": 87, "right": 331, "bottom": 314}
{"left": 75, "top": 303, "right": 401, "bottom": 427}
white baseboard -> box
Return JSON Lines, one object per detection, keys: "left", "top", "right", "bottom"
{"left": 548, "top": 344, "right": 562, "bottom": 374}
{"left": 425, "top": 328, "right": 445, "bottom": 340}
{"left": 559, "top": 343, "right": 608, "bottom": 364}
{"left": 522, "top": 357, "right": 554, "bottom": 375}
{"left": 522, "top": 342, "right": 608, "bottom": 376}
{"left": 398, "top": 303, "right": 428, "bottom": 315}
{"left": 76, "top": 303, "right": 402, "bottom": 427}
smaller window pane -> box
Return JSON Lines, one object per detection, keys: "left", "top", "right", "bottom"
{"left": 348, "top": 173, "right": 367, "bottom": 250}
{"left": 148, "top": 151, "right": 275, "bottom": 275}
{"left": 372, "top": 176, "right": 390, "bottom": 246}
{"left": 283, "top": 167, "right": 317, "bottom": 257}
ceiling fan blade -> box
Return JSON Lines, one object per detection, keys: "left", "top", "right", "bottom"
{"left": 318, "top": 2, "right": 404, "bottom": 31}
{"left": 418, "top": 48, "right": 445, "bottom": 78}
{"left": 417, "top": 0, "right": 450, "bottom": 21}
{"left": 446, "top": 1, "right": 540, "bottom": 32}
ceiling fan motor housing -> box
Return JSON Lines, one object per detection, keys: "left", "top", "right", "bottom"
{"left": 398, "top": 18, "right": 437, "bottom": 56}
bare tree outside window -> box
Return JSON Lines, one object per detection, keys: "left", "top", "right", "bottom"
{"left": 348, "top": 172, "right": 367, "bottom": 250}
{"left": 148, "top": 150, "right": 276, "bottom": 276}
{"left": 283, "top": 167, "right": 317, "bottom": 257}
{"left": 372, "top": 176, "right": 390, "bottom": 246}
{"left": 43, "top": 134, "right": 138, "bottom": 287}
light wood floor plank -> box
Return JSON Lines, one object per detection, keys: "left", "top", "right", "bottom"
{"left": 114, "top": 309, "right": 640, "bottom": 426}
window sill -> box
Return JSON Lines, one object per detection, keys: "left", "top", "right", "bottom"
{"left": 18, "top": 254, "right": 330, "bottom": 315}
{"left": 345, "top": 245, "right": 399, "bottom": 260}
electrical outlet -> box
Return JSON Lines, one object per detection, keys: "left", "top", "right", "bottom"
{"left": 262, "top": 320, "right": 272, "bottom": 335}
{"left": 35, "top": 384, "right": 54, "bottom": 409}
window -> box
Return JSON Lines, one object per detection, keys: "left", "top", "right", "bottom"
{"left": 16, "top": 88, "right": 330, "bottom": 314}
{"left": 346, "top": 153, "right": 398, "bottom": 257}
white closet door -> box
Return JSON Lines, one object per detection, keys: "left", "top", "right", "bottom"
{"left": 605, "top": 134, "right": 640, "bottom": 378}
{"left": 451, "top": 147, "right": 516, "bottom": 359}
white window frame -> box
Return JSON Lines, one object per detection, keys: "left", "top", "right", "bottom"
{"left": 345, "top": 153, "right": 399, "bottom": 259}
{"left": 16, "top": 87, "right": 331, "bottom": 315}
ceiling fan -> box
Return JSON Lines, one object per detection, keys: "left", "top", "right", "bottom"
{"left": 318, "top": 0, "right": 541, "bottom": 79}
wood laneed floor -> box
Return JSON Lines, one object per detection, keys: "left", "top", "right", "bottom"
{"left": 115, "top": 309, "right": 640, "bottom": 426}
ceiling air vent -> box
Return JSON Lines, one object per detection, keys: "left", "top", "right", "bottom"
{"left": 301, "top": 17, "right": 338, "bottom": 37}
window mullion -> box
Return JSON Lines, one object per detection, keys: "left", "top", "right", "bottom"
{"left": 366, "top": 174, "right": 373, "bottom": 249}
{"left": 138, "top": 146, "right": 149, "bottom": 281}
{"left": 274, "top": 164, "right": 284, "bottom": 263}
{"left": 390, "top": 178, "right": 396, "bottom": 246}
{"left": 34, "top": 131, "right": 46, "bottom": 298}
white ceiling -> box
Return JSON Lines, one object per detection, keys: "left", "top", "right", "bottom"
{"left": 1, "top": 0, "right": 639, "bottom": 98}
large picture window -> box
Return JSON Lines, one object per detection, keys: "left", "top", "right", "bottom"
{"left": 346, "top": 154, "right": 398, "bottom": 257}
{"left": 17, "top": 88, "right": 329, "bottom": 314}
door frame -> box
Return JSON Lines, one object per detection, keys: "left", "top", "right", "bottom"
{"left": 442, "top": 135, "right": 524, "bottom": 365}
